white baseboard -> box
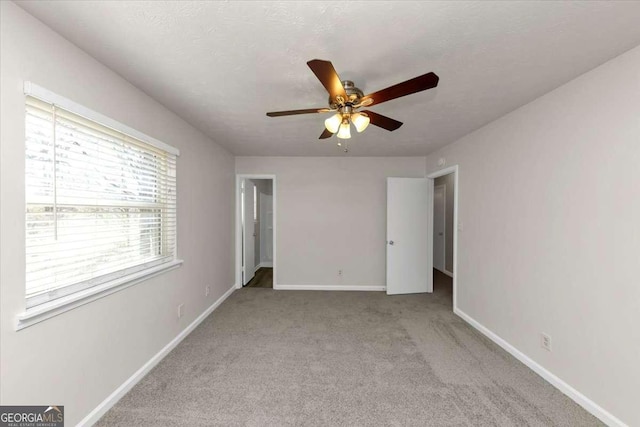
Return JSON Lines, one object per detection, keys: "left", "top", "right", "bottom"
{"left": 274, "top": 284, "right": 385, "bottom": 291}
{"left": 79, "top": 284, "right": 236, "bottom": 426}
{"left": 253, "top": 262, "right": 273, "bottom": 273}
{"left": 434, "top": 267, "right": 454, "bottom": 278}
{"left": 454, "top": 308, "right": 627, "bottom": 427}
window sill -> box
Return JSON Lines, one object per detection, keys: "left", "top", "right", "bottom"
{"left": 16, "top": 259, "right": 183, "bottom": 331}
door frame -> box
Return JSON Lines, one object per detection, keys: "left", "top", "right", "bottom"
{"left": 433, "top": 184, "right": 447, "bottom": 273}
{"left": 427, "top": 165, "right": 458, "bottom": 310}
{"left": 235, "top": 174, "right": 277, "bottom": 289}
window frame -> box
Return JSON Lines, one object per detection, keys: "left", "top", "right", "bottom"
{"left": 18, "top": 82, "right": 183, "bottom": 330}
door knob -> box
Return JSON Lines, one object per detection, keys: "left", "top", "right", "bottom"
{"left": 388, "top": 240, "right": 394, "bottom": 245}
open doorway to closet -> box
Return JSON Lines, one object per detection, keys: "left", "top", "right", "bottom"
{"left": 236, "top": 175, "right": 276, "bottom": 289}
{"left": 428, "top": 166, "right": 458, "bottom": 310}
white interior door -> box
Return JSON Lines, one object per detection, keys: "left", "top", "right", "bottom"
{"left": 386, "top": 177, "right": 433, "bottom": 295}
{"left": 242, "top": 179, "right": 256, "bottom": 285}
{"left": 253, "top": 184, "right": 260, "bottom": 265}
{"left": 433, "top": 185, "right": 446, "bottom": 272}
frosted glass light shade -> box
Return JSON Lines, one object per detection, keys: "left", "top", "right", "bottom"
{"left": 351, "top": 113, "right": 370, "bottom": 133}
{"left": 324, "top": 113, "right": 342, "bottom": 133}
{"left": 337, "top": 122, "right": 351, "bottom": 139}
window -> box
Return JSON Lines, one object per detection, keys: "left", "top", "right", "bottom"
{"left": 25, "top": 91, "right": 178, "bottom": 309}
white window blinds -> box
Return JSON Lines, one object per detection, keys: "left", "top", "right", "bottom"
{"left": 25, "top": 96, "right": 177, "bottom": 308}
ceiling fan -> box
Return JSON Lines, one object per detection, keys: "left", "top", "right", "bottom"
{"left": 266, "top": 59, "right": 439, "bottom": 150}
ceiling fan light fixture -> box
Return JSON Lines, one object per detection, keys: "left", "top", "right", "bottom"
{"left": 351, "top": 112, "right": 370, "bottom": 133}
{"left": 324, "top": 113, "right": 342, "bottom": 133}
{"left": 337, "top": 121, "right": 351, "bottom": 139}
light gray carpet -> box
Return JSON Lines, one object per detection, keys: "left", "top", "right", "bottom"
{"left": 97, "top": 279, "right": 601, "bottom": 426}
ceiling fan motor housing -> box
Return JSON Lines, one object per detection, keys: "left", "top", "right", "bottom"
{"left": 329, "top": 80, "right": 364, "bottom": 109}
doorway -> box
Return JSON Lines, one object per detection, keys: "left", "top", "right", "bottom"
{"left": 235, "top": 175, "right": 276, "bottom": 289}
{"left": 427, "top": 166, "right": 458, "bottom": 310}
{"left": 433, "top": 184, "right": 446, "bottom": 273}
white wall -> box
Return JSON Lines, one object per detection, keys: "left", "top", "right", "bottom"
{"left": 0, "top": 3, "right": 235, "bottom": 425}
{"left": 236, "top": 157, "right": 425, "bottom": 288}
{"left": 426, "top": 45, "right": 640, "bottom": 425}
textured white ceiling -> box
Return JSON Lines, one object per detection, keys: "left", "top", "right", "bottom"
{"left": 17, "top": 1, "right": 640, "bottom": 156}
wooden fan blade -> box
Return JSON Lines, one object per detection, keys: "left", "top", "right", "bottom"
{"left": 266, "top": 108, "right": 331, "bottom": 117}
{"left": 307, "top": 59, "right": 347, "bottom": 102}
{"left": 361, "top": 72, "right": 439, "bottom": 107}
{"left": 319, "top": 129, "right": 333, "bottom": 139}
{"left": 361, "top": 110, "right": 403, "bottom": 131}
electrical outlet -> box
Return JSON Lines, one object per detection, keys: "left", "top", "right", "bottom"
{"left": 178, "top": 304, "right": 184, "bottom": 319}
{"left": 205, "top": 286, "right": 210, "bottom": 297}
{"left": 338, "top": 269, "right": 343, "bottom": 276}
{"left": 541, "top": 333, "right": 552, "bottom": 352}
